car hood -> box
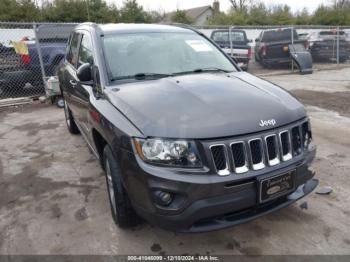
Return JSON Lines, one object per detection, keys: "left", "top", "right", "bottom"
{"left": 105, "top": 72, "right": 306, "bottom": 139}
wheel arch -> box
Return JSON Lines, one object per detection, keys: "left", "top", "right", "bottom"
{"left": 92, "top": 128, "right": 108, "bottom": 168}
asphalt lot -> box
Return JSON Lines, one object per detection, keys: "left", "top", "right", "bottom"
{"left": 0, "top": 68, "right": 350, "bottom": 255}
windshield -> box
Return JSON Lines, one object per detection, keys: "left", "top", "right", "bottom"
{"left": 103, "top": 32, "right": 237, "bottom": 81}
{"left": 212, "top": 31, "right": 247, "bottom": 43}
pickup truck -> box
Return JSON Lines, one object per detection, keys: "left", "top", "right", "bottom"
{"left": 255, "top": 28, "right": 309, "bottom": 67}
{"left": 210, "top": 29, "right": 251, "bottom": 70}
{"left": 59, "top": 23, "right": 318, "bottom": 232}
{"left": 0, "top": 24, "right": 74, "bottom": 98}
{"left": 307, "top": 30, "right": 349, "bottom": 63}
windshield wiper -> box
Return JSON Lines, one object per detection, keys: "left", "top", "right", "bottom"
{"left": 111, "top": 73, "right": 173, "bottom": 81}
{"left": 173, "top": 67, "right": 233, "bottom": 76}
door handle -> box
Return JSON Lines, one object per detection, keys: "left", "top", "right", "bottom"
{"left": 70, "top": 80, "right": 77, "bottom": 87}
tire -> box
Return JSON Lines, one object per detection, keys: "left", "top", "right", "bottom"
{"left": 255, "top": 52, "right": 260, "bottom": 62}
{"left": 64, "top": 99, "right": 80, "bottom": 134}
{"left": 103, "top": 145, "right": 140, "bottom": 228}
{"left": 55, "top": 96, "right": 65, "bottom": 108}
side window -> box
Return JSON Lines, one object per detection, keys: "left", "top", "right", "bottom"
{"left": 67, "top": 32, "right": 80, "bottom": 67}
{"left": 78, "top": 34, "right": 94, "bottom": 67}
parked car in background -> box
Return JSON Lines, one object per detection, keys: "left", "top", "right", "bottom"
{"left": 210, "top": 29, "right": 252, "bottom": 70}
{"left": 0, "top": 24, "right": 75, "bottom": 98}
{"left": 298, "top": 33, "right": 309, "bottom": 40}
{"left": 255, "top": 28, "right": 309, "bottom": 67}
{"left": 308, "top": 31, "right": 349, "bottom": 63}
{"left": 346, "top": 31, "right": 350, "bottom": 58}
{"left": 59, "top": 23, "right": 317, "bottom": 232}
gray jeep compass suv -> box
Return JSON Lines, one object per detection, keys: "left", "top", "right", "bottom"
{"left": 58, "top": 23, "right": 317, "bottom": 232}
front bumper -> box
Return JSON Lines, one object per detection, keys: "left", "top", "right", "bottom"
{"left": 119, "top": 145, "right": 317, "bottom": 232}
{"left": 138, "top": 178, "right": 317, "bottom": 233}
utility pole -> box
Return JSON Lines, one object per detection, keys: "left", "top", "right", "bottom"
{"left": 86, "top": 0, "right": 90, "bottom": 21}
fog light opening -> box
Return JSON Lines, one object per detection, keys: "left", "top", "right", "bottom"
{"left": 153, "top": 190, "right": 173, "bottom": 206}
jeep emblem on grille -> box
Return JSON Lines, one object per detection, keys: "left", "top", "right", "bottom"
{"left": 259, "top": 119, "right": 276, "bottom": 127}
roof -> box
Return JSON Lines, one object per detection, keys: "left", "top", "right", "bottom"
{"left": 185, "top": 5, "right": 212, "bottom": 20}
{"left": 77, "top": 23, "right": 193, "bottom": 35}
{"left": 163, "top": 5, "right": 213, "bottom": 23}
{"left": 211, "top": 29, "right": 246, "bottom": 33}
{"left": 36, "top": 24, "right": 76, "bottom": 40}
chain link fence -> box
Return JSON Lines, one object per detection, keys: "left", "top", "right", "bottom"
{"left": 196, "top": 25, "right": 350, "bottom": 74}
{"left": 1, "top": 22, "right": 350, "bottom": 101}
{"left": 0, "top": 22, "right": 76, "bottom": 100}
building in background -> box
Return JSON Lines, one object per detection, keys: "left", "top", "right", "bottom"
{"left": 164, "top": 0, "right": 220, "bottom": 26}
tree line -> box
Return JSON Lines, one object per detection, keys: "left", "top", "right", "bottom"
{"left": 0, "top": 0, "right": 349, "bottom": 25}
{"left": 0, "top": 0, "right": 161, "bottom": 23}
{"left": 209, "top": 0, "right": 350, "bottom": 25}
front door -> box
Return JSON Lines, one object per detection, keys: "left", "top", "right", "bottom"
{"left": 64, "top": 32, "right": 82, "bottom": 119}
{"left": 74, "top": 32, "right": 95, "bottom": 136}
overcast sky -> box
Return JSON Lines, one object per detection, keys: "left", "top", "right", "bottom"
{"left": 111, "top": 0, "right": 330, "bottom": 13}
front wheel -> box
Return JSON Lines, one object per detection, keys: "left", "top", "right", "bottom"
{"left": 64, "top": 100, "right": 80, "bottom": 134}
{"left": 103, "top": 145, "right": 140, "bottom": 228}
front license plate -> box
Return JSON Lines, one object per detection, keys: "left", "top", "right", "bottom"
{"left": 259, "top": 170, "right": 296, "bottom": 203}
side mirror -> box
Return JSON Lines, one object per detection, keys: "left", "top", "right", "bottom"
{"left": 255, "top": 38, "right": 259, "bottom": 42}
{"left": 77, "top": 63, "right": 92, "bottom": 83}
{"left": 248, "top": 39, "right": 253, "bottom": 43}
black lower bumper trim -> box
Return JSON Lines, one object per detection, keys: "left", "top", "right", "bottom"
{"left": 187, "top": 178, "right": 318, "bottom": 233}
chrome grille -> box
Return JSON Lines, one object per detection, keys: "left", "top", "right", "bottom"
{"left": 231, "top": 142, "right": 248, "bottom": 173}
{"left": 265, "top": 135, "right": 280, "bottom": 166}
{"left": 210, "top": 145, "right": 229, "bottom": 176}
{"left": 208, "top": 120, "right": 309, "bottom": 176}
{"left": 249, "top": 139, "right": 265, "bottom": 170}
{"left": 280, "top": 130, "right": 292, "bottom": 161}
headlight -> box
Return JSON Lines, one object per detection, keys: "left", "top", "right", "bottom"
{"left": 133, "top": 138, "right": 202, "bottom": 167}
{"left": 302, "top": 120, "right": 313, "bottom": 149}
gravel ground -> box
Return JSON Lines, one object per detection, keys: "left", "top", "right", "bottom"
{"left": 0, "top": 68, "right": 349, "bottom": 255}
